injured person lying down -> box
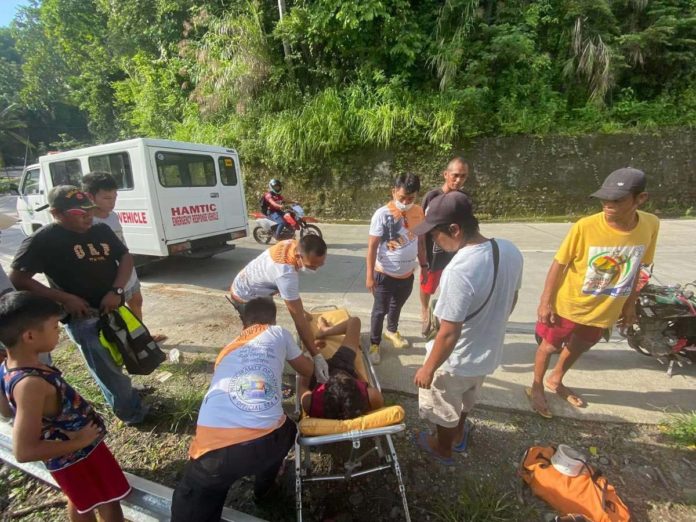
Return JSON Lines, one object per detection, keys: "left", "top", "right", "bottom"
{"left": 299, "top": 316, "right": 384, "bottom": 419}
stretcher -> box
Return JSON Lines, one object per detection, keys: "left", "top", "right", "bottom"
{"left": 294, "top": 307, "right": 411, "bottom": 522}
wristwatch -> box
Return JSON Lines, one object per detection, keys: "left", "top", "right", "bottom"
{"left": 111, "top": 287, "right": 124, "bottom": 296}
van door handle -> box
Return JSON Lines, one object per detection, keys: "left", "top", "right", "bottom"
{"left": 210, "top": 192, "right": 219, "bottom": 198}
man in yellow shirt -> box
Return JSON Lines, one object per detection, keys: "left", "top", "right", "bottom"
{"left": 528, "top": 168, "right": 659, "bottom": 418}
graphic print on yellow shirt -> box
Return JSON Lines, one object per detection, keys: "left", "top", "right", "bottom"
{"left": 553, "top": 211, "right": 659, "bottom": 328}
{"left": 582, "top": 245, "right": 646, "bottom": 297}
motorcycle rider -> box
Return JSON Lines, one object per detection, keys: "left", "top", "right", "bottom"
{"left": 262, "top": 179, "right": 293, "bottom": 240}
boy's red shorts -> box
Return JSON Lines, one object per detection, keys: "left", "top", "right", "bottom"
{"left": 420, "top": 269, "right": 443, "bottom": 295}
{"left": 51, "top": 441, "right": 131, "bottom": 514}
{"left": 535, "top": 315, "right": 604, "bottom": 350}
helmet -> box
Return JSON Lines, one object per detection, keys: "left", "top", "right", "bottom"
{"left": 269, "top": 179, "right": 282, "bottom": 194}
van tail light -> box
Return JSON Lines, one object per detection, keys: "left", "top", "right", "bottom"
{"left": 168, "top": 241, "right": 192, "bottom": 254}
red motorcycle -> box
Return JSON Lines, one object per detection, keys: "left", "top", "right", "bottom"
{"left": 250, "top": 204, "right": 322, "bottom": 244}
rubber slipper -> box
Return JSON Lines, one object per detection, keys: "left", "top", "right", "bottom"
{"left": 525, "top": 387, "right": 553, "bottom": 419}
{"left": 544, "top": 381, "right": 586, "bottom": 408}
{"left": 414, "top": 431, "right": 455, "bottom": 466}
{"left": 453, "top": 419, "right": 474, "bottom": 453}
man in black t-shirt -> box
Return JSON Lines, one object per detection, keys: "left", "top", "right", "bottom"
{"left": 10, "top": 186, "right": 147, "bottom": 424}
{"left": 419, "top": 157, "right": 470, "bottom": 337}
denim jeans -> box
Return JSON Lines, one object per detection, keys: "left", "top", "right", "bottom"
{"left": 268, "top": 211, "right": 287, "bottom": 238}
{"left": 370, "top": 272, "right": 415, "bottom": 345}
{"left": 64, "top": 317, "right": 146, "bottom": 424}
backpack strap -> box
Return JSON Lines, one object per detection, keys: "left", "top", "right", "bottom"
{"left": 464, "top": 238, "right": 499, "bottom": 322}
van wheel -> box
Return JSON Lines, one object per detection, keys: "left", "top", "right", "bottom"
{"left": 300, "top": 224, "right": 322, "bottom": 239}
{"left": 253, "top": 226, "right": 273, "bottom": 244}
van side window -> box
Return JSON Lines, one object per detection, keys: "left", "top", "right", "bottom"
{"left": 20, "top": 169, "right": 41, "bottom": 195}
{"left": 49, "top": 160, "right": 82, "bottom": 186}
{"left": 88, "top": 152, "right": 134, "bottom": 190}
{"left": 156, "top": 152, "right": 216, "bottom": 188}
{"left": 218, "top": 156, "right": 238, "bottom": 186}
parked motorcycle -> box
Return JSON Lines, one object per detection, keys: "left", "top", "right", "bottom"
{"left": 621, "top": 265, "right": 696, "bottom": 376}
{"left": 250, "top": 204, "right": 322, "bottom": 244}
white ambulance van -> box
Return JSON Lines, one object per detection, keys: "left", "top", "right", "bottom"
{"left": 15, "top": 138, "right": 248, "bottom": 259}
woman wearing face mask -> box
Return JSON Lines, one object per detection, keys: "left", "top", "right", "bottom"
{"left": 366, "top": 173, "right": 427, "bottom": 364}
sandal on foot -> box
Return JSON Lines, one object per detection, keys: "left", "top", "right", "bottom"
{"left": 525, "top": 387, "right": 553, "bottom": 419}
{"left": 453, "top": 419, "right": 475, "bottom": 453}
{"left": 544, "top": 381, "right": 586, "bottom": 408}
{"left": 414, "top": 431, "right": 455, "bottom": 466}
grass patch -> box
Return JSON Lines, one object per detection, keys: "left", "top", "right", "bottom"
{"left": 158, "top": 357, "right": 212, "bottom": 378}
{"left": 153, "top": 384, "right": 206, "bottom": 432}
{"left": 434, "top": 477, "right": 537, "bottom": 522}
{"left": 661, "top": 411, "right": 696, "bottom": 448}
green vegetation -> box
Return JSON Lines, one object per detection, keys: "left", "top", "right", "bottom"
{"left": 434, "top": 477, "right": 537, "bottom": 521}
{"left": 0, "top": 0, "right": 694, "bottom": 172}
{"left": 662, "top": 411, "right": 696, "bottom": 448}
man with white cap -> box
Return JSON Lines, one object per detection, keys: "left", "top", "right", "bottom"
{"left": 528, "top": 167, "right": 660, "bottom": 418}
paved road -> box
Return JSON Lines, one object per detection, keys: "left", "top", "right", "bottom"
{"left": 1, "top": 195, "right": 694, "bottom": 423}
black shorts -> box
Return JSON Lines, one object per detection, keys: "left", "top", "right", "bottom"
{"left": 310, "top": 345, "right": 358, "bottom": 389}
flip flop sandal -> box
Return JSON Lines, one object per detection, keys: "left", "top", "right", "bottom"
{"left": 453, "top": 419, "right": 475, "bottom": 453}
{"left": 525, "top": 387, "right": 553, "bottom": 419}
{"left": 414, "top": 431, "right": 455, "bottom": 466}
{"left": 543, "top": 381, "right": 586, "bottom": 408}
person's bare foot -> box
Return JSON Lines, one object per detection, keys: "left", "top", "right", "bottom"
{"left": 544, "top": 379, "right": 586, "bottom": 408}
{"left": 526, "top": 384, "right": 553, "bottom": 418}
{"left": 152, "top": 334, "right": 168, "bottom": 343}
{"left": 427, "top": 433, "right": 452, "bottom": 460}
{"left": 316, "top": 317, "right": 331, "bottom": 338}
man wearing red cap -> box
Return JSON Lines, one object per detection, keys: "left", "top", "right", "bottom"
{"left": 10, "top": 185, "right": 147, "bottom": 424}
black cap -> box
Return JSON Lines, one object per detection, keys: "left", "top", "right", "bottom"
{"left": 590, "top": 168, "right": 646, "bottom": 200}
{"left": 36, "top": 185, "right": 97, "bottom": 212}
{"left": 411, "top": 191, "right": 474, "bottom": 235}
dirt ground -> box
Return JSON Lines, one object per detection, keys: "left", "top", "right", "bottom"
{"left": 1, "top": 336, "right": 695, "bottom": 522}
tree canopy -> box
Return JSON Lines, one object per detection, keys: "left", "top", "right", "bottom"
{"left": 1, "top": 0, "right": 695, "bottom": 168}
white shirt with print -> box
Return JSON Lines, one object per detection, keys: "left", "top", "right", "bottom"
{"left": 369, "top": 205, "right": 420, "bottom": 278}
{"left": 198, "top": 326, "right": 302, "bottom": 430}
{"left": 232, "top": 249, "right": 300, "bottom": 302}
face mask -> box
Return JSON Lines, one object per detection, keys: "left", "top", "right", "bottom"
{"left": 300, "top": 266, "right": 319, "bottom": 274}
{"left": 394, "top": 201, "right": 413, "bottom": 212}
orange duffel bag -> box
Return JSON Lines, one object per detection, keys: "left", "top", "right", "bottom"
{"left": 519, "top": 446, "right": 631, "bottom": 522}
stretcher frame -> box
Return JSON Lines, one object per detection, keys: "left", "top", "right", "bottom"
{"left": 293, "top": 306, "right": 411, "bottom": 522}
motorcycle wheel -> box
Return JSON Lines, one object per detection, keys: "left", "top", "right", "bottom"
{"left": 626, "top": 334, "right": 653, "bottom": 357}
{"left": 252, "top": 226, "right": 273, "bottom": 244}
{"left": 300, "top": 224, "right": 322, "bottom": 239}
